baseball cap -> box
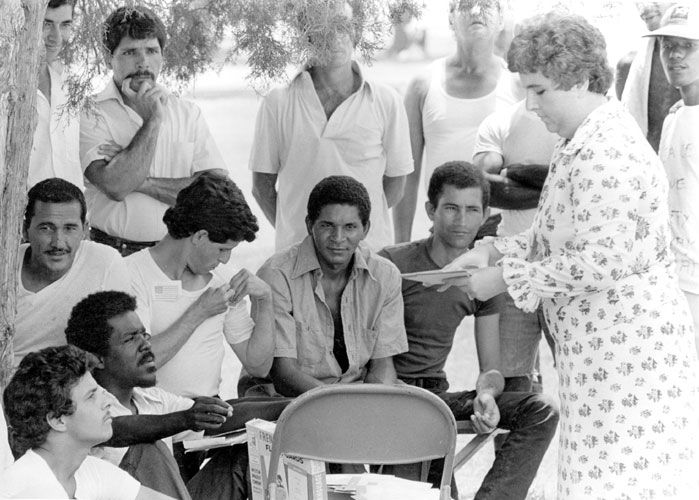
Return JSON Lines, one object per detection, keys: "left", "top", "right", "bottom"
{"left": 645, "top": 4, "right": 699, "bottom": 39}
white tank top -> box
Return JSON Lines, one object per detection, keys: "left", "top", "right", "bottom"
{"left": 421, "top": 57, "right": 521, "bottom": 189}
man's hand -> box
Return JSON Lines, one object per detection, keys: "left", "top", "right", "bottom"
{"left": 121, "top": 77, "right": 167, "bottom": 122}
{"left": 97, "top": 140, "right": 124, "bottom": 162}
{"left": 471, "top": 393, "right": 500, "bottom": 434}
{"left": 183, "top": 397, "right": 233, "bottom": 431}
{"left": 225, "top": 269, "right": 272, "bottom": 304}
{"left": 191, "top": 287, "right": 229, "bottom": 322}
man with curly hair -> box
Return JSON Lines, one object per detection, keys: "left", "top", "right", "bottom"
{"left": 250, "top": 1, "right": 413, "bottom": 252}
{"left": 80, "top": 5, "right": 228, "bottom": 256}
{"left": 0, "top": 345, "right": 170, "bottom": 499}
{"left": 124, "top": 172, "right": 274, "bottom": 480}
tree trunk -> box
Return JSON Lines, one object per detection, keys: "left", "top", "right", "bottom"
{"left": 0, "top": 0, "right": 42, "bottom": 391}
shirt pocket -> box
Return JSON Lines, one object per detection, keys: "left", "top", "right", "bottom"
{"left": 334, "top": 123, "right": 383, "bottom": 166}
{"left": 295, "top": 321, "right": 325, "bottom": 368}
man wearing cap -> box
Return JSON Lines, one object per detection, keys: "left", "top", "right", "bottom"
{"left": 652, "top": 3, "right": 699, "bottom": 355}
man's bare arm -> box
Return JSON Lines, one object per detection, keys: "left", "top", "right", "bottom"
{"left": 135, "top": 169, "right": 229, "bottom": 206}
{"left": 270, "top": 357, "right": 326, "bottom": 397}
{"left": 473, "top": 314, "right": 504, "bottom": 398}
{"left": 364, "top": 356, "right": 398, "bottom": 385}
{"left": 474, "top": 152, "right": 545, "bottom": 210}
{"left": 252, "top": 172, "right": 278, "bottom": 226}
{"left": 383, "top": 175, "right": 407, "bottom": 208}
{"left": 393, "top": 75, "right": 429, "bottom": 243}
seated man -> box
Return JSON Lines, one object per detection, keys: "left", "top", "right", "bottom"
{"left": 243, "top": 175, "right": 408, "bottom": 396}
{"left": 379, "top": 162, "right": 559, "bottom": 500}
{"left": 14, "top": 177, "right": 130, "bottom": 368}
{"left": 124, "top": 172, "right": 273, "bottom": 478}
{"left": 65, "top": 291, "right": 290, "bottom": 500}
{"left": 0, "top": 345, "right": 169, "bottom": 499}
{"left": 80, "top": 6, "right": 228, "bottom": 256}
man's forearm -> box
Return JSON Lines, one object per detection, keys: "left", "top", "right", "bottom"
{"left": 240, "top": 296, "right": 275, "bottom": 378}
{"left": 392, "top": 169, "right": 420, "bottom": 243}
{"left": 383, "top": 175, "right": 406, "bottom": 208}
{"left": 135, "top": 169, "right": 228, "bottom": 206}
{"left": 270, "top": 358, "right": 325, "bottom": 397}
{"left": 486, "top": 174, "right": 541, "bottom": 210}
{"left": 252, "top": 173, "right": 278, "bottom": 226}
{"left": 365, "top": 357, "right": 397, "bottom": 385}
{"left": 103, "top": 413, "right": 188, "bottom": 447}
{"left": 475, "top": 369, "right": 505, "bottom": 399}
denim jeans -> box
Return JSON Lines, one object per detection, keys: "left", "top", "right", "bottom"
{"left": 402, "top": 377, "right": 559, "bottom": 500}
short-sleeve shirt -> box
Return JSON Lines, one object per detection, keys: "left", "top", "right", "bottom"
{"left": 125, "top": 249, "right": 254, "bottom": 397}
{"left": 15, "top": 241, "right": 131, "bottom": 368}
{"left": 79, "top": 80, "right": 227, "bottom": 242}
{"left": 379, "top": 238, "right": 504, "bottom": 380}
{"left": 93, "top": 387, "right": 197, "bottom": 466}
{"left": 257, "top": 236, "right": 408, "bottom": 383}
{"left": 0, "top": 449, "right": 141, "bottom": 499}
{"left": 473, "top": 100, "right": 559, "bottom": 236}
{"left": 249, "top": 62, "right": 413, "bottom": 252}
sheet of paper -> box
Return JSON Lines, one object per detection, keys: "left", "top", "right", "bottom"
{"left": 182, "top": 429, "right": 247, "bottom": 452}
{"left": 401, "top": 267, "right": 478, "bottom": 286}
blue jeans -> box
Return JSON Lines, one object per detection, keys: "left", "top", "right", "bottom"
{"left": 402, "top": 377, "right": 559, "bottom": 500}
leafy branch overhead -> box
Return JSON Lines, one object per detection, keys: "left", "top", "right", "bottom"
{"left": 63, "top": 0, "right": 422, "bottom": 107}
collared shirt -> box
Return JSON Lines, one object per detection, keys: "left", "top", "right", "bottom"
{"left": 79, "top": 79, "right": 227, "bottom": 241}
{"left": 249, "top": 62, "right": 413, "bottom": 252}
{"left": 257, "top": 236, "right": 408, "bottom": 384}
{"left": 28, "top": 62, "right": 83, "bottom": 190}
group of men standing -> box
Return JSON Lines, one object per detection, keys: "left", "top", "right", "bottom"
{"left": 3, "top": 0, "right": 699, "bottom": 499}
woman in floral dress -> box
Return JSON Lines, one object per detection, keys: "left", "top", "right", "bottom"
{"left": 445, "top": 12, "right": 699, "bottom": 500}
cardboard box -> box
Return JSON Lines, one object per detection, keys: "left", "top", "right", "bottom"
{"left": 246, "top": 418, "right": 327, "bottom": 500}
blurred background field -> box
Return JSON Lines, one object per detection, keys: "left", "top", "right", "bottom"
{"left": 186, "top": 1, "right": 647, "bottom": 497}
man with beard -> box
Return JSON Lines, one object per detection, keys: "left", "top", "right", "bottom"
{"left": 80, "top": 6, "right": 228, "bottom": 256}
{"left": 14, "top": 178, "right": 130, "bottom": 368}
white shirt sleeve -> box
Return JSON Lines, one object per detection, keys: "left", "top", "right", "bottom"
{"left": 76, "top": 456, "right": 141, "bottom": 500}
{"left": 223, "top": 298, "right": 255, "bottom": 345}
{"left": 379, "top": 86, "right": 414, "bottom": 177}
{"left": 249, "top": 92, "right": 282, "bottom": 174}
{"left": 191, "top": 102, "right": 228, "bottom": 174}
{"left": 473, "top": 109, "right": 507, "bottom": 158}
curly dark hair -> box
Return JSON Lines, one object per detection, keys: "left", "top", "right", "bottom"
{"left": 102, "top": 6, "right": 167, "bottom": 54}
{"left": 48, "top": 0, "right": 76, "bottom": 9}
{"left": 163, "top": 171, "right": 258, "bottom": 243}
{"left": 25, "top": 178, "right": 86, "bottom": 231}
{"left": 3, "top": 345, "right": 89, "bottom": 455}
{"left": 65, "top": 291, "right": 137, "bottom": 358}
{"left": 507, "top": 12, "right": 613, "bottom": 95}
{"left": 428, "top": 161, "right": 490, "bottom": 209}
{"left": 306, "top": 176, "right": 371, "bottom": 227}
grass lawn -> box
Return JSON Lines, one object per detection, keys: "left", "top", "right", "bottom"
{"left": 189, "top": 60, "right": 559, "bottom": 500}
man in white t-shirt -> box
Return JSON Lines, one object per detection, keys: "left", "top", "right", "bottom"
{"left": 125, "top": 172, "right": 275, "bottom": 401}
{"left": 80, "top": 6, "right": 228, "bottom": 256}
{"left": 29, "top": 0, "right": 84, "bottom": 190}
{"left": 0, "top": 345, "right": 169, "bottom": 499}
{"left": 14, "top": 178, "right": 130, "bottom": 368}
{"left": 250, "top": 1, "right": 413, "bottom": 252}
{"left": 653, "top": 4, "right": 699, "bottom": 355}
{"left": 393, "top": 0, "right": 522, "bottom": 243}
{"left": 65, "top": 291, "right": 290, "bottom": 499}
{"left": 473, "top": 100, "right": 559, "bottom": 391}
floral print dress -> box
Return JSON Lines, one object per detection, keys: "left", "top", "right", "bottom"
{"left": 492, "top": 101, "right": 699, "bottom": 499}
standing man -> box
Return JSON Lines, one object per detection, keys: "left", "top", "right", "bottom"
{"left": 620, "top": 1, "right": 680, "bottom": 152}
{"left": 14, "top": 178, "right": 130, "bottom": 368}
{"left": 654, "top": 4, "right": 699, "bottom": 354}
{"left": 250, "top": 2, "right": 413, "bottom": 252}
{"left": 380, "top": 163, "right": 558, "bottom": 499}
{"left": 472, "top": 100, "right": 559, "bottom": 391}
{"left": 80, "top": 6, "right": 228, "bottom": 256}
{"left": 393, "top": 0, "right": 521, "bottom": 243}
{"left": 244, "top": 176, "right": 408, "bottom": 397}
{"left": 0, "top": 345, "right": 170, "bottom": 499}
{"left": 28, "top": 0, "right": 83, "bottom": 190}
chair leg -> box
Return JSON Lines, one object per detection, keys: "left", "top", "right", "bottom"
{"left": 453, "top": 430, "right": 504, "bottom": 472}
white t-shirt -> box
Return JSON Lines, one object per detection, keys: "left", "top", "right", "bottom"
{"left": 94, "top": 387, "right": 198, "bottom": 465}
{"left": 473, "top": 100, "right": 559, "bottom": 236}
{"left": 0, "top": 404, "right": 11, "bottom": 472}
{"left": 0, "top": 449, "right": 141, "bottom": 499}
{"left": 14, "top": 241, "right": 131, "bottom": 368}
{"left": 80, "top": 80, "right": 227, "bottom": 242}
{"left": 126, "top": 249, "right": 254, "bottom": 397}
{"left": 659, "top": 103, "right": 699, "bottom": 293}
{"left": 29, "top": 62, "right": 83, "bottom": 190}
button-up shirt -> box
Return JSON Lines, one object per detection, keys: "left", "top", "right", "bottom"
{"left": 257, "top": 236, "right": 408, "bottom": 383}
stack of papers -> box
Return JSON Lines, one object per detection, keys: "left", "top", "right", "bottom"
{"left": 326, "top": 474, "right": 440, "bottom": 500}
{"left": 401, "top": 267, "right": 478, "bottom": 286}
{"left": 182, "top": 428, "right": 247, "bottom": 453}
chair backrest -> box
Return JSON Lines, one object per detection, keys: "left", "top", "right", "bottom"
{"left": 267, "top": 383, "right": 457, "bottom": 493}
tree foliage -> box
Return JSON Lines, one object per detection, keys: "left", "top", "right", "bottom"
{"left": 63, "top": 0, "right": 422, "bottom": 106}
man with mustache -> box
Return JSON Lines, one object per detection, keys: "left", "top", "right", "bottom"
{"left": 653, "top": 4, "right": 699, "bottom": 356}
{"left": 80, "top": 6, "right": 228, "bottom": 257}
{"left": 65, "top": 291, "right": 289, "bottom": 499}
{"left": 0, "top": 345, "right": 169, "bottom": 499}
{"left": 14, "top": 178, "right": 130, "bottom": 368}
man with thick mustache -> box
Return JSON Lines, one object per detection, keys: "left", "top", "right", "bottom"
{"left": 80, "top": 6, "right": 228, "bottom": 256}
{"left": 14, "top": 178, "right": 130, "bottom": 369}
